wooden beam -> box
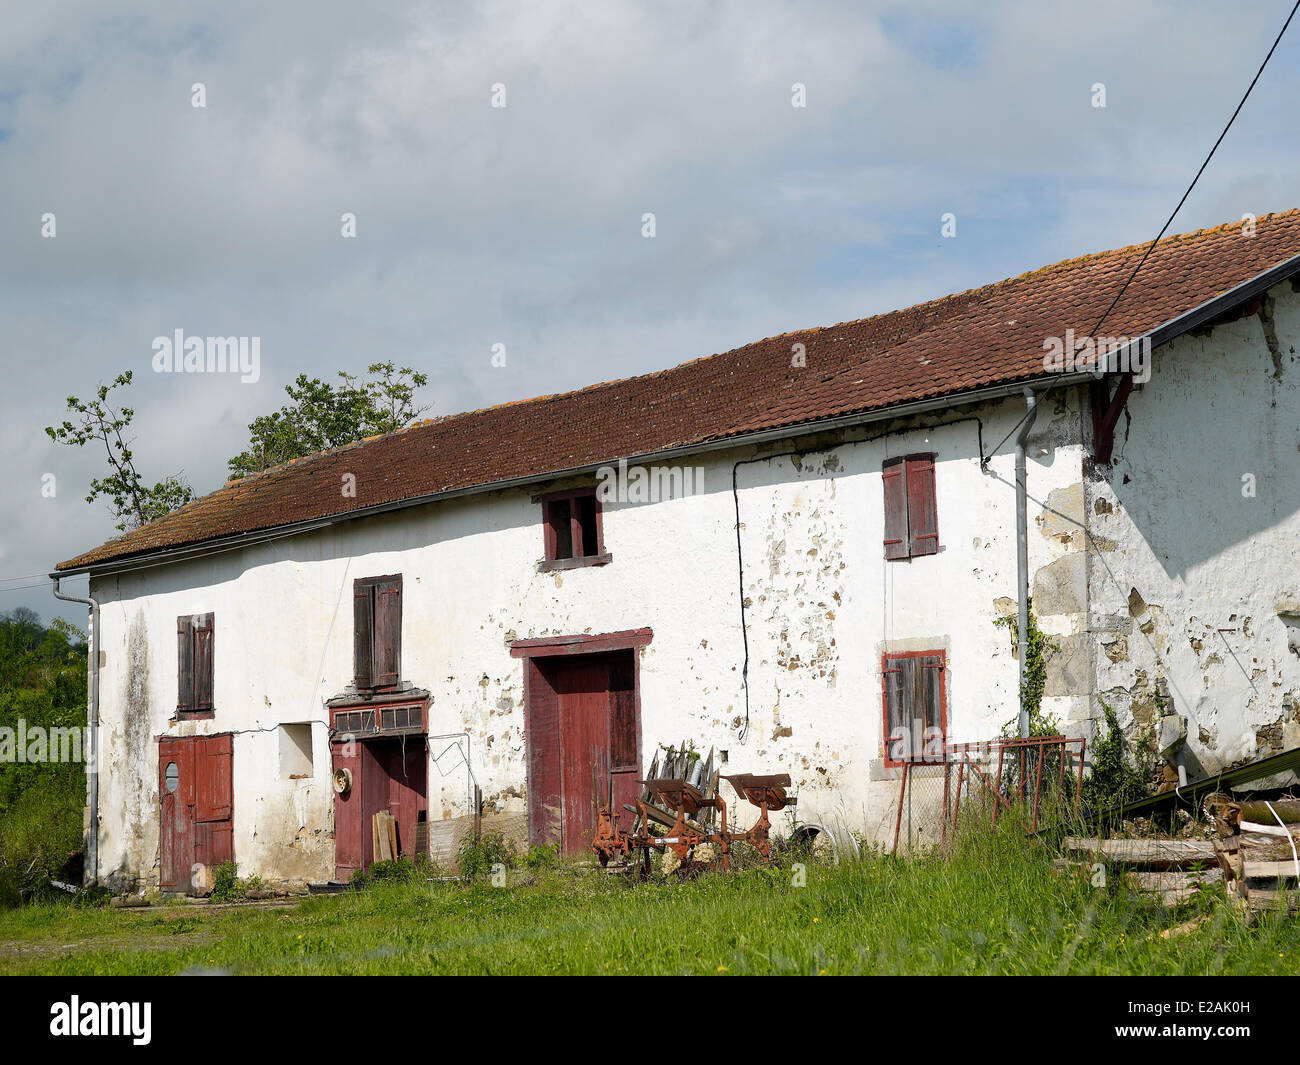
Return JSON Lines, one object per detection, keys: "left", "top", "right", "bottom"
{"left": 1063, "top": 837, "right": 1217, "bottom": 868}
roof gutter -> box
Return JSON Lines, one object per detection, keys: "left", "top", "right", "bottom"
{"left": 53, "top": 247, "right": 1300, "bottom": 581}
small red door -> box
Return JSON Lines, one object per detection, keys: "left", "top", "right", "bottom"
{"left": 159, "top": 735, "right": 233, "bottom": 893}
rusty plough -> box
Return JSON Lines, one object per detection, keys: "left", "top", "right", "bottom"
{"left": 592, "top": 772, "right": 795, "bottom": 875}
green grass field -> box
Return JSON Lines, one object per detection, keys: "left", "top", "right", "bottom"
{"left": 3, "top": 822, "right": 1298, "bottom": 976}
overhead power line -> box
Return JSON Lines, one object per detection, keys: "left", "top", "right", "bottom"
{"left": 983, "top": 0, "right": 1300, "bottom": 464}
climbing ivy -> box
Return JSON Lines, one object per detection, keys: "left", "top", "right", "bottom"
{"left": 996, "top": 599, "right": 1060, "bottom": 738}
{"left": 1081, "top": 701, "right": 1151, "bottom": 812}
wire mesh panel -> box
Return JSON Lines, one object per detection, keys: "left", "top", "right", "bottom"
{"left": 891, "top": 736, "right": 1087, "bottom": 854}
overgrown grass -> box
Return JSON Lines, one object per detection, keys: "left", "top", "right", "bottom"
{"left": 1, "top": 819, "right": 1297, "bottom": 975}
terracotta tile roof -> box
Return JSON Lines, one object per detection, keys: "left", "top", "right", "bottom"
{"left": 58, "top": 209, "right": 1300, "bottom": 571}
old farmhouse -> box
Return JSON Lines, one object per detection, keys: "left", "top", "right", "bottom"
{"left": 53, "top": 211, "right": 1300, "bottom": 891}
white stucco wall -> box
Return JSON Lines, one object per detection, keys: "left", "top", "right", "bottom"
{"left": 89, "top": 394, "right": 1088, "bottom": 887}
{"left": 87, "top": 276, "right": 1300, "bottom": 889}
{"left": 1085, "top": 278, "right": 1300, "bottom": 779}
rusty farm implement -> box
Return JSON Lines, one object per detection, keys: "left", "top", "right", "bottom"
{"left": 591, "top": 769, "right": 796, "bottom": 875}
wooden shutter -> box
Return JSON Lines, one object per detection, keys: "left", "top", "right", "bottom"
{"left": 883, "top": 653, "right": 946, "bottom": 764}
{"left": 906, "top": 454, "right": 939, "bottom": 557}
{"left": 193, "top": 613, "right": 214, "bottom": 711}
{"left": 917, "top": 655, "right": 945, "bottom": 751}
{"left": 882, "top": 656, "right": 912, "bottom": 763}
{"left": 374, "top": 578, "right": 402, "bottom": 688}
{"left": 194, "top": 734, "right": 233, "bottom": 822}
{"left": 882, "top": 457, "right": 909, "bottom": 560}
{"left": 177, "top": 616, "right": 195, "bottom": 712}
{"left": 353, "top": 581, "right": 374, "bottom": 688}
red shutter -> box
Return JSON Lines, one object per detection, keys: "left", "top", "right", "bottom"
{"left": 353, "top": 582, "right": 374, "bottom": 688}
{"left": 374, "top": 578, "right": 402, "bottom": 688}
{"left": 194, "top": 734, "right": 233, "bottom": 822}
{"left": 906, "top": 454, "right": 939, "bottom": 557}
{"left": 193, "top": 613, "right": 214, "bottom": 710}
{"left": 177, "top": 616, "right": 195, "bottom": 712}
{"left": 882, "top": 457, "right": 909, "bottom": 560}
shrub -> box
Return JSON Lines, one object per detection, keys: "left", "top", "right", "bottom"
{"left": 519, "top": 843, "right": 559, "bottom": 871}
{"left": 210, "top": 861, "right": 243, "bottom": 902}
{"left": 456, "top": 831, "right": 516, "bottom": 879}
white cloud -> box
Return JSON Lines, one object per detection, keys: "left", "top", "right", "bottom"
{"left": 2, "top": 0, "right": 1298, "bottom": 620}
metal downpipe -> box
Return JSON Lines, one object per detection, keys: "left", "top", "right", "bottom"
{"left": 52, "top": 577, "right": 100, "bottom": 885}
{"left": 1015, "top": 388, "right": 1040, "bottom": 739}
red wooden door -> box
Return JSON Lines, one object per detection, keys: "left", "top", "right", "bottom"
{"left": 331, "top": 739, "right": 363, "bottom": 880}
{"left": 556, "top": 658, "right": 613, "bottom": 854}
{"left": 526, "top": 651, "right": 640, "bottom": 852}
{"left": 159, "top": 735, "right": 233, "bottom": 893}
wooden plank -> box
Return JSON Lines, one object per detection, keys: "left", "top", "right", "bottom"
{"left": 387, "top": 813, "right": 399, "bottom": 861}
{"left": 1129, "top": 868, "right": 1222, "bottom": 892}
{"left": 1240, "top": 821, "right": 1300, "bottom": 863}
{"left": 1213, "top": 837, "right": 1243, "bottom": 880}
{"left": 1063, "top": 837, "right": 1217, "bottom": 867}
{"left": 1243, "top": 860, "right": 1300, "bottom": 881}
{"left": 1240, "top": 820, "right": 1298, "bottom": 839}
{"left": 1243, "top": 884, "right": 1300, "bottom": 912}
{"left": 373, "top": 813, "right": 393, "bottom": 862}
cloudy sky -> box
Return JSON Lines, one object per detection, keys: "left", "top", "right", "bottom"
{"left": 2, "top": 0, "right": 1296, "bottom": 625}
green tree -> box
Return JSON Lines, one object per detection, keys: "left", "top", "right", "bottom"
{"left": 0, "top": 609, "right": 88, "bottom": 906}
{"left": 45, "top": 372, "right": 195, "bottom": 531}
{"left": 226, "top": 362, "right": 429, "bottom": 479}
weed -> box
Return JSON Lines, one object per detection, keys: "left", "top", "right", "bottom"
{"left": 456, "top": 832, "right": 516, "bottom": 880}
{"left": 210, "top": 862, "right": 243, "bottom": 902}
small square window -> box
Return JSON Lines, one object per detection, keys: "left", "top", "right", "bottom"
{"left": 536, "top": 488, "right": 611, "bottom": 571}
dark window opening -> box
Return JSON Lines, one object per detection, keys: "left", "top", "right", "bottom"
{"left": 537, "top": 488, "right": 609, "bottom": 569}
{"left": 575, "top": 494, "right": 598, "bottom": 558}
{"left": 549, "top": 498, "right": 573, "bottom": 558}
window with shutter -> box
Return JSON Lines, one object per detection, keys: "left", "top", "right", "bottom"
{"left": 881, "top": 650, "right": 946, "bottom": 766}
{"left": 881, "top": 453, "right": 939, "bottom": 559}
{"left": 176, "top": 613, "right": 215, "bottom": 718}
{"left": 353, "top": 575, "right": 402, "bottom": 690}
{"left": 534, "top": 487, "right": 611, "bottom": 571}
